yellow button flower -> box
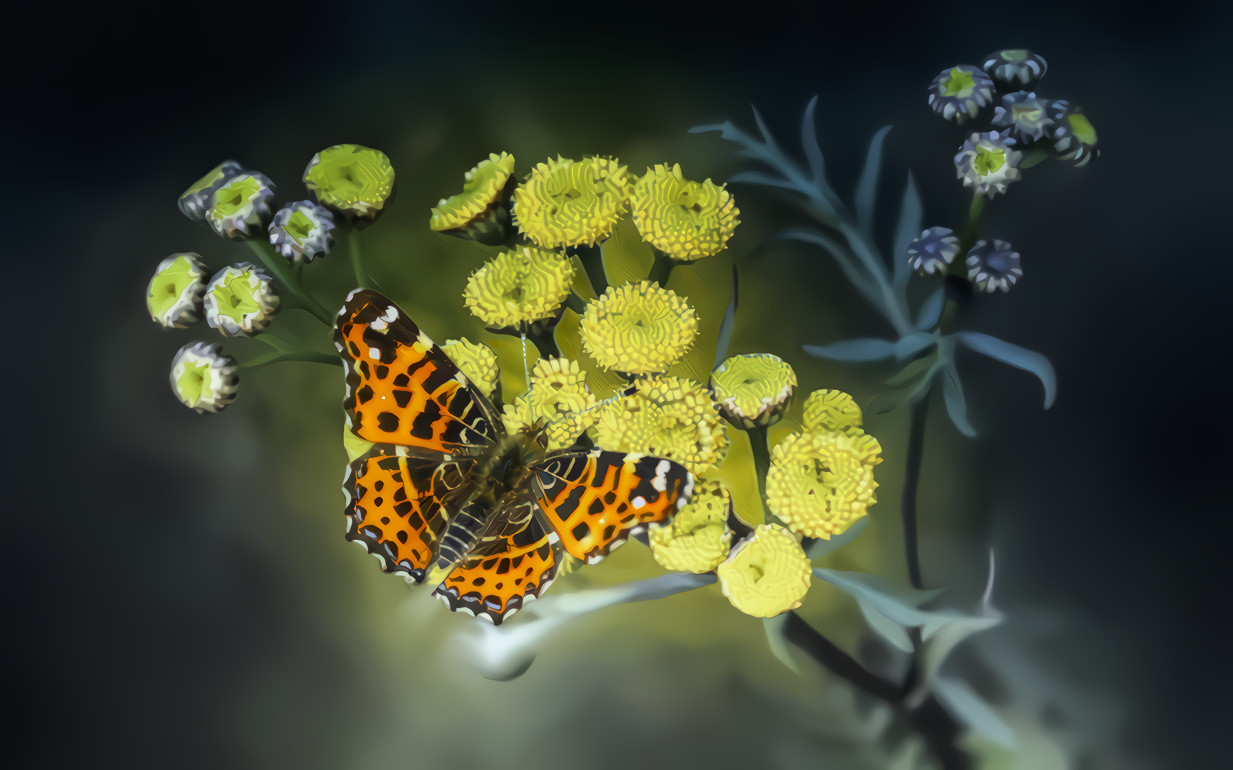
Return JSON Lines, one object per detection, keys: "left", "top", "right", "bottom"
{"left": 463, "top": 246, "right": 576, "bottom": 331}
{"left": 147, "top": 253, "right": 208, "bottom": 329}
{"left": 800, "top": 389, "right": 864, "bottom": 435}
{"left": 593, "top": 375, "right": 728, "bottom": 476}
{"left": 430, "top": 151, "right": 516, "bottom": 244}
{"left": 579, "top": 281, "right": 697, "bottom": 375}
{"left": 512, "top": 156, "right": 633, "bottom": 248}
{"left": 717, "top": 524, "right": 811, "bottom": 617}
{"left": 631, "top": 163, "right": 739, "bottom": 263}
{"left": 501, "top": 357, "right": 598, "bottom": 451}
{"left": 303, "top": 144, "right": 395, "bottom": 221}
{"left": 441, "top": 338, "right": 500, "bottom": 399}
{"left": 710, "top": 353, "right": 797, "bottom": 429}
{"left": 765, "top": 428, "right": 883, "bottom": 539}
{"left": 650, "top": 479, "right": 733, "bottom": 573}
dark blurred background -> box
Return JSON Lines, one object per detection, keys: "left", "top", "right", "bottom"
{"left": 5, "top": 1, "right": 1230, "bottom": 767}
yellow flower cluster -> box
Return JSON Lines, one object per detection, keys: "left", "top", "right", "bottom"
{"left": 631, "top": 163, "right": 740, "bottom": 263}
{"left": 462, "top": 246, "right": 576, "bottom": 331}
{"left": 766, "top": 391, "right": 883, "bottom": 539}
{"left": 429, "top": 152, "right": 516, "bottom": 242}
{"left": 579, "top": 281, "right": 697, "bottom": 375}
{"left": 593, "top": 375, "right": 728, "bottom": 476}
{"left": 441, "top": 338, "right": 500, "bottom": 399}
{"left": 710, "top": 353, "right": 798, "bottom": 429}
{"left": 502, "top": 357, "right": 598, "bottom": 451}
{"left": 650, "top": 479, "right": 734, "bottom": 573}
{"left": 513, "top": 156, "right": 633, "bottom": 248}
{"left": 717, "top": 524, "right": 812, "bottom": 617}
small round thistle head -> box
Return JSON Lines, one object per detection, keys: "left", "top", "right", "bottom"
{"left": 512, "top": 156, "right": 633, "bottom": 248}
{"left": 965, "top": 239, "right": 1023, "bottom": 294}
{"left": 268, "top": 200, "right": 337, "bottom": 263}
{"left": 631, "top": 163, "right": 740, "bottom": 263}
{"left": 991, "top": 91, "right": 1054, "bottom": 145}
{"left": 462, "top": 246, "right": 576, "bottom": 333}
{"left": 430, "top": 152, "right": 517, "bottom": 245}
{"left": 765, "top": 428, "right": 883, "bottom": 539}
{"left": 169, "top": 341, "right": 238, "bottom": 414}
{"left": 928, "top": 65, "right": 995, "bottom": 124}
{"left": 801, "top": 389, "right": 863, "bottom": 436}
{"left": 441, "top": 338, "right": 500, "bottom": 399}
{"left": 1047, "top": 100, "right": 1098, "bottom": 167}
{"left": 303, "top": 144, "right": 395, "bottom": 221}
{"left": 593, "top": 375, "right": 729, "bottom": 476}
{"left": 502, "top": 357, "right": 598, "bottom": 451}
{"left": 906, "top": 226, "right": 961, "bottom": 276}
{"left": 179, "top": 160, "right": 244, "bottom": 224}
{"left": 579, "top": 281, "right": 697, "bottom": 376}
{"left": 717, "top": 524, "right": 811, "bottom": 618}
{"left": 202, "top": 263, "right": 280, "bottom": 337}
{"left": 955, "top": 130, "right": 1022, "bottom": 199}
{"left": 650, "top": 478, "right": 733, "bottom": 573}
{"left": 205, "top": 171, "right": 277, "bottom": 240}
{"left": 710, "top": 354, "right": 797, "bottom": 430}
{"left": 982, "top": 49, "right": 1048, "bottom": 91}
{"left": 147, "top": 252, "right": 209, "bottom": 329}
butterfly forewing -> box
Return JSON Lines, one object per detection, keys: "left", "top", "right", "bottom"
{"left": 345, "top": 447, "right": 473, "bottom": 583}
{"left": 335, "top": 289, "right": 500, "bottom": 455}
{"left": 533, "top": 450, "right": 694, "bottom": 564}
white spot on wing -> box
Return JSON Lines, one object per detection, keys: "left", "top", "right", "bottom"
{"left": 631, "top": 495, "right": 647, "bottom": 509}
{"left": 652, "top": 459, "right": 669, "bottom": 492}
{"left": 368, "top": 347, "right": 380, "bottom": 360}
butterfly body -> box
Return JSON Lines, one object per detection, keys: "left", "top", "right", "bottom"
{"left": 334, "top": 289, "right": 694, "bottom": 623}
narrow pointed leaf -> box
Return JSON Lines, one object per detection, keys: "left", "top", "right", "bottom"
{"left": 806, "top": 517, "right": 869, "bottom": 560}
{"left": 955, "top": 331, "right": 1057, "bottom": 408}
{"left": 803, "top": 338, "right": 898, "bottom": 362}
{"left": 728, "top": 170, "right": 800, "bottom": 192}
{"left": 893, "top": 332, "right": 937, "bottom": 361}
{"left": 893, "top": 172, "right": 923, "bottom": 289}
{"left": 712, "top": 263, "right": 739, "bottom": 370}
{"left": 914, "top": 288, "right": 945, "bottom": 330}
{"left": 933, "top": 677, "right": 1016, "bottom": 748}
{"left": 855, "top": 126, "right": 892, "bottom": 231}
{"left": 801, "top": 95, "right": 826, "bottom": 184}
{"left": 885, "top": 355, "right": 937, "bottom": 388}
{"left": 941, "top": 363, "right": 976, "bottom": 437}
{"left": 858, "top": 601, "right": 915, "bottom": 652}
{"left": 763, "top": 614, "right": 802, "bottom": 675}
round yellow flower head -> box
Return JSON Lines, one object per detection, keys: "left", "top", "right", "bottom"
{"left": 631, "top": 163, "right": 740, "bottom": 263}
{"left": 512, "top": 155, "right": 633, "bottom": 248}
{"left": 502, "top": 357, "right": 598, "bottom": 451}
{"left": 441, "top": 338, "right": 500, "bottom": 399}
{"left": 801, "top": 389, "right": 864, "bottom": 435}
{"left": 579, "top": 281, "right": 698, "bottom": 375}
{"left": 303, "top": 144, "right": 395, "bottom": 221}
{"left": 717, "top": 524, "right": 811, "bottom": 617}
{"left": 765, "top": 428, "right": 883, "bottom": 539}
{"left": 710, "top": 353, "right": 798, "bottom": 429}
{"left": 593, "top": 375, "right": 728, "bottom": 476}
{"left": 430, "top": 152, "right": 516, "bottom": 243}
{"left": 650, "top": 479, "right": 733, "bottom": 573}
{"left": 463, "top": 246, "right": 576, "bottom": 331}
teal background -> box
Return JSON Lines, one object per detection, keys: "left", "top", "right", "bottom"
{"left": 6, "top": 1, "right": 1230, "bottom": 767}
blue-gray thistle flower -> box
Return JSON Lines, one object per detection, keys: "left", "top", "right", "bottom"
{"left": 981, "top": 49, "right": 1048, "bottom": 91}
{"left": 907, "top": 227, "right": 961, "bottom": 276}
{"left": 1047, "top": 100, "right": 1099, "bottom": 167}
{"left": 955, "top": 130, "right": 1022, "bottom": 199}
{"left": 992, "top": 91, "right": 1054, "bottom": 144}
{"left": 965, "top": 239, "right": 1022, "bottom": 293}
{"left": 269, "top": 200, "right": 337, "bottom": 263}
{"left": 928, "top": 65, "right": 995, "bottom": 124}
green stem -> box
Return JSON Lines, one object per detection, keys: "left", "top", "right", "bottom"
{"left": 244, "top": 240, "right": 333, "bottom": 325}
{"left": 241, "top": 350, "right": 340, "bottom": 369}
{"left": 349, "top": 228, "right": 371, "bottom": 290}
{"left": 748, "top": 424, "right": 775, "bottom": 525}
{"left": 575, "top": 243, "right": 608, "bottom": 296}
{"left": 958, "top": 195, "right": 985, "bottom": 254}
{"left": 525, "top": 324, "right": 561, "bottom": 359}
{"left": 646, "top": 250, "right": 676, "bottom": 286}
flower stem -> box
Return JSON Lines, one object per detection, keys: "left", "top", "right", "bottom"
{"left": 575, "top": 243, "right": 608, "bottom": 296}
{"left": 244, "top": 240, "right": 333, "bottom": 325}
{"left": 349, "top": 228, "right": 371, "bottom": 290}
{"left": 748, "top": 424, "right": 776, "bottom": 525}
{"left": 253, "top": 330, "right": 340, "bottom": 368}
{"left": 902, "top": 396, "right": 928, "bottom": 590}
{"left": 646, "top": 250, "right": 675, "bottom": 286}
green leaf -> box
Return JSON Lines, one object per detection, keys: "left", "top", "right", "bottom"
{"left": 806, "top": 517, "right": 869, "bottom": 560}
{"left": 885, "top": 354, "right": 937, "bottom": 388}
{"left": 933, "top": 677, "right": 1015, "bottom": 749}
{"left": 858, "top": 600, "right": 914, "bottom": 652}
{"left": 892, "top": 172, "right": 923, "bottom": 290}
{"left": 800, "top": 95, "right": 827, "bottom": 185}
{"left": 914, "top": 288, "right": 944, "bottom": 330}
{"left": 762, "top": 614, "right": 802, "bottom": 675}
{"left": 803, "top": 338, "right": 897, "bottom": 362}
{"left": 920, "top": 610, "right": 1003, "bottom": 687}
{"left": 941, "top": 363, "right": 976, "bottom": 437}
{"left": 599, "top": 218, "right": 653, "bottom": 287}
{"left": 812, "top": 568, "right": 946, "bottom": 634}
{"left": 855, "top": 126, "right": 892, "bottom": 232}
{"left": 955, "top": 331, "right": 1057, "bottom": 409}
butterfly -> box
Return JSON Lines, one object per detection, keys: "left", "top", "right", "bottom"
{"left": 333, "top": 289, "right": 695, "bottom": 624}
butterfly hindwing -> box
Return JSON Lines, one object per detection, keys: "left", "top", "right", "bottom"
{"left": 432, "top": 486, "right": 563, "bottom": 624}
{"left": 335, "top": 289, "right": 499, "bottom": 455}
{"left": 533, "top": 450, "right": 695, "bottom": 564}
{"left": 345, "top": 446, "right": 473, "bottom": 583}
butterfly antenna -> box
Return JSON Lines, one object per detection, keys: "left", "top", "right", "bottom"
{"left": 519, "top": 332, "right": 531, "bottom": 393}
